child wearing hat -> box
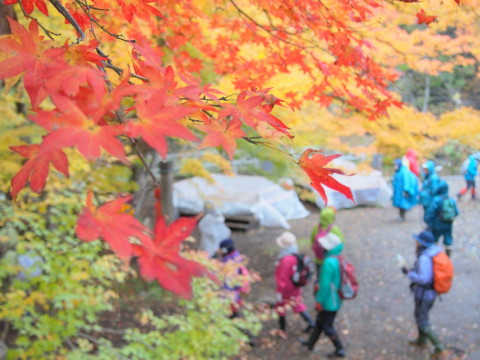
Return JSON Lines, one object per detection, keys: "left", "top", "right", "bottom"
{"left": 274, "top": 231, "right": 315, "bottom": 333}
{"left": 218, "top": 238, "right": 250, "bottom": 318}
{"left": 300, "top": 232, "right": 346, "bottom": 358}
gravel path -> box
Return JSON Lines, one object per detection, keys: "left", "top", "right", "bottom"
{"left": 232, "top": 176, "right": 479, "bottom": 360}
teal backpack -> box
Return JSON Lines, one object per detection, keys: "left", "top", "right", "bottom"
{"left": 439, "top": 197, "right": 457, "bottom": 222}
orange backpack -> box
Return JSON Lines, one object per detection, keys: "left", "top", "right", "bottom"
{"left": 432, "top": 252, "right": 454, "bottom": 294}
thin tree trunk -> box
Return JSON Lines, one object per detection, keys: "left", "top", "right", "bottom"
{"left": 422, "top": 74, "right": 430, "bottom": 113}
{"left": 0, "top": 2, "right": 15, "bottom": 35}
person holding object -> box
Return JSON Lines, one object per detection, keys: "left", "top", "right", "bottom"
{"left": 299, "top": 232, "right": 345, "bottom": 358}
{"left": 401, "top": 230, "right": 446, "bottom": 359}
{"left": 274, "top": 231, "right": 315, "bottom": 334}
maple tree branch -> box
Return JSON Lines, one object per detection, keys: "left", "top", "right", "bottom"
{"left": 49, "top": 0, "right": 85, "bottom": 43}
{"left": 18, "top": 2, "right": 59, "bottom": 39}
{"left": 74, "top": 0, "right": 136, "bottom": 43}
{"left": 229, "top": 0, "right": 308, "bottom": 50}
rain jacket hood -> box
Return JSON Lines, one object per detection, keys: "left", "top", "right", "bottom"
{"left": 319, "top": 207, "right": 336, "bottom": 229}
{"left": 422, "top": 160, "right": 436, "bottom": 178}
{"left": 434, "top": 180, "right": 449, "bottom": 196}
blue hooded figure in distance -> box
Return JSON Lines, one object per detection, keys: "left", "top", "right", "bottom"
{"left": 392, "top": 158, "right": 419, "bottom": 221}
{"left": 419, "top": 160, "right": 441, "bottom": 212}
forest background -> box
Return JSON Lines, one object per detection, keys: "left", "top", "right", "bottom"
{"left": 0, "top": 0, "right": 479, "bottom": 359}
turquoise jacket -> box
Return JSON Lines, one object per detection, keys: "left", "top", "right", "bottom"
{"left": 392, "top": 160, "right": 418, "bottom": 210}
{"left": 419, "top": 160, "right": 441, "bottom": 208}
{"left": 316, "top": 242, "right": 343, "bottom": 311}
{"left": 464, "top": 155, "right": 478, "bottom": 181}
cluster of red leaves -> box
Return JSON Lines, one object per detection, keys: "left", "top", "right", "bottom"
{"left": 1, "top": 18, "right": 291, "bottom": 297}
{"left": 75, "top": 194, "right": 206, "bottom": 298}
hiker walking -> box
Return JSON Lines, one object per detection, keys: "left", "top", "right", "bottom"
{"left": 401, "top": 231, "right": 446, "bottom": 359}
{"left": 457, "top": 152, "right": 480, "bottom": 201}
{"left": 310, "top": 207, "right": 344, "bottom": 277}
{"left": 274, "top": 231, "right": 315, "bottom": 333}
{"left": 392, "top": 158, "right": 419, "bottom": 221}
{"left": 218, "top": 238, "right": 250, "bottom": 318}
{"left": 299, "top": 233, "right": 346, "bottom": 358}
{"left": 419, "top": 160, "right": 442, "bottom": 214}
{"left": 424, "top": 180, "right": 459, "bottom": 257}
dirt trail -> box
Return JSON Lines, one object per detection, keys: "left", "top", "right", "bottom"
{"left": 232, "top": 176, "right": 479, "bottom": 360}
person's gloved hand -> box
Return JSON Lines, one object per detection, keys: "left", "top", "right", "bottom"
{"left": 276, "top": 292, "right": 283, "bottom": 303}
{"left": 401, "top": 266, "right": 408, "bottom": 274}
{"left": 315, "top": 302, "right": 323, "bottom": 312}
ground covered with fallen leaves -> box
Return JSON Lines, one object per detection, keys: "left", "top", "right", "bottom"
{"left": 232, "top": 176, "right": 479, "bottom": 360}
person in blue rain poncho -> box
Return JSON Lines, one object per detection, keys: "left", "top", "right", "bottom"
{"left": 419, "top": 160, "right": 442, "bottom": 214}
{"left": 392, "top": 158, "right": 419, "bottom": 221}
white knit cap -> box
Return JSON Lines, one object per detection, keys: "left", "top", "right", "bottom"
{"left": 318, "top": 233, "right": 341, "bottom": 251}
{"left": 276, "top": 232, "right": 297, "bottom": 248}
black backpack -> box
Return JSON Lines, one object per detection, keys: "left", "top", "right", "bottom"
{"left": 291, "top": 254, "right": 314, "bottom": 287}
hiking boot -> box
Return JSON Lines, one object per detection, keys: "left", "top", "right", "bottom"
{"left": 409, "top": 329, "right": 428, "bottom": 348}
{"left": 326, "top": 349, "right": 346, "bottom": 358}
{"left": 423, "top": 327, "right": 445, "bottom": 354}
{"left": 408, "top": 338, "right": 428, "bottom": 348}
{"left": 430, "top": 349, "right": 448, "bottom": 360}
{"left": 298, "top": 337, "right": 313, "bottom": 351}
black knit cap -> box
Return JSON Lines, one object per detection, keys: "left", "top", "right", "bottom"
{"left": 219, "top": 238, "right": 235, "bottom": 254}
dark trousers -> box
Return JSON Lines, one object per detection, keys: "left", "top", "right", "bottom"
{"left": 306, "top": 310, "right": 339, "bottom": 349}
{"left": 414, "top": 297, "right": 435, "bottom": 330}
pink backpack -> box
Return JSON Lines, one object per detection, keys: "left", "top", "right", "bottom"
{"left": 336, "top": 256, "right": 359, "bottom": 300}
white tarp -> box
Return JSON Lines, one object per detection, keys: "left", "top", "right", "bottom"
{"left": 173, "top": 174, "right": 310, "bottom": 229}
{"left": 314, "top": 158, "right": 392, "bottom": 210}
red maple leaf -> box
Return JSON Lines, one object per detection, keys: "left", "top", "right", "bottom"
{"left": 416, "top": 9, "right": 437, "bottom": 25}
{"left": 218, "top": 91, "right": 292, "bottom": 138}
{"left": 126, "top": 93, "right": 198, "bottom": 158}
{"left": 298, "top": 149, "right": 354, "bottom": 205}
{"left": 4, "top": 0, "right": 48, "bottom": 15}
{"left": 133, "top": 216, "right": 207, "bottom": 299}
{"left": 10, "top": 144, "right": 69, "bottom": 199}
{"left": 0, "top": 18, "right": 66, "bottom": 106}
{"left": 31, "top": 94, "right": 127, "bottom": 162}
{"left": 76, "top": 193, "right": 149, "bottom": 259}
{"left": 197, "top": 118, "right": 245, "bottom": 159}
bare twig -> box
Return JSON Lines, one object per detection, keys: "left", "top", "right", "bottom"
{"left": 18, "top": 2, "right": 59, "bottom": 39}
{"left": 49, "top": 0, "right": 85, "bottom": 43}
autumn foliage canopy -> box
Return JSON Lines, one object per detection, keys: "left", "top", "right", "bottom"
{"left": 0, "top": 0, "right": 462, "bottom": 297}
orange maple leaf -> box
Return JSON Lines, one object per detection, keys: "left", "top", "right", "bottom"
{"left": 133, "top": 216, "right": 207, "bottom": 299}
{"left": 197, "top": 118, "right": 246, "bottom": 159}
{"left": 298, "top": 149, "right": 354, "bottom": 205}
{"left": 76, "top": 193, "right": 149, "bottom": 259}
{"left": 416, "top": 9, "right": 437, "bottom": 25}
{"left": 117, "top": 0, "right": 165, "bottom": 23}
{"left": 10, "top": 144, "right": 69, "bottom": 199}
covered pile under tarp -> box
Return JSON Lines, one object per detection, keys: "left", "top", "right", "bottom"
{"left": 314, "top": 158, "right": 392, "bottom": 210}
{"left": 173, "top": 174, "right": 310, "bottom": 229}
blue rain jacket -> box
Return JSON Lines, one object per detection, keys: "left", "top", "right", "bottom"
{"left": 392, "top": 163, "right": 418, "bottom": 210}
{"left": 464, "top": 155, "right": 478, "bottom": 181}
{"left": 419, "top": 161, "right": 441, "bottom": 208}
{"left": 424, "top": 181, "right": 459, "bottom": 231}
